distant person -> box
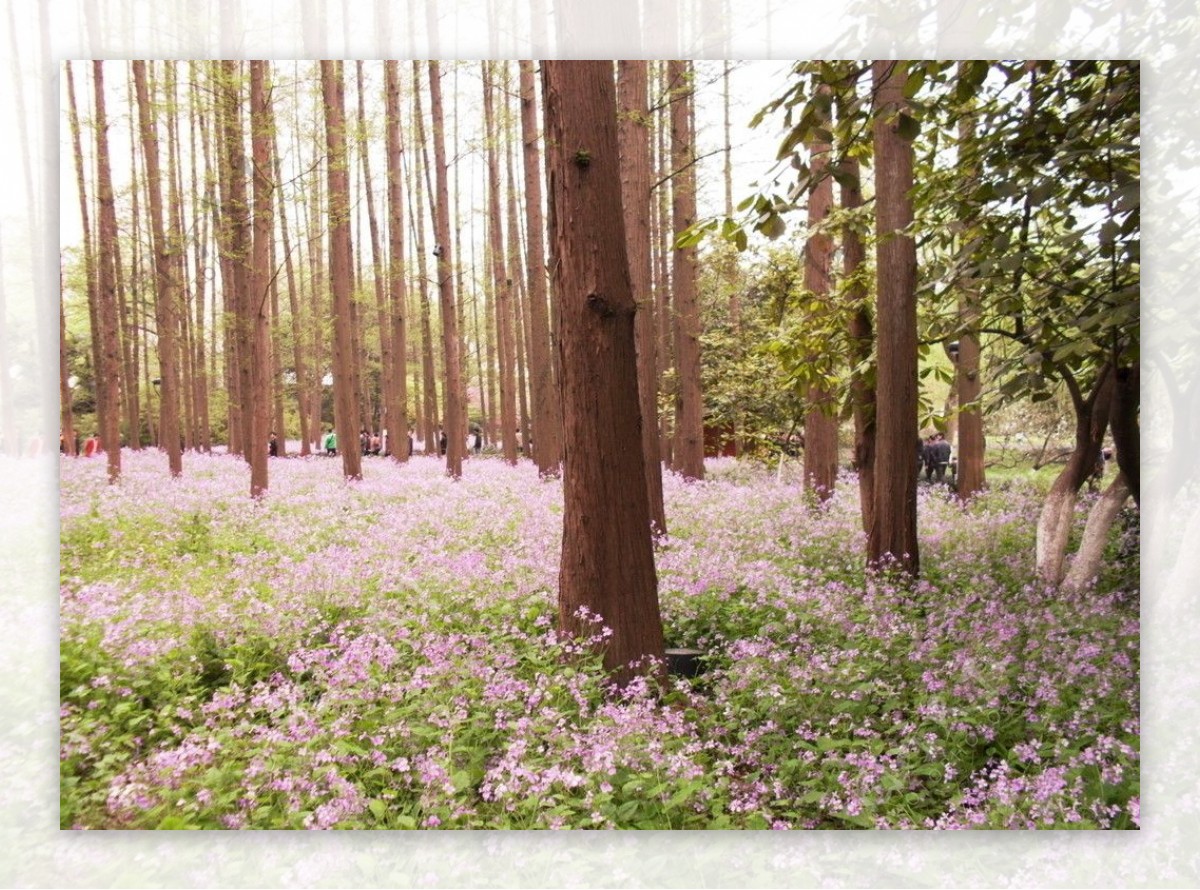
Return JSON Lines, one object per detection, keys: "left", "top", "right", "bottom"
{"left": 323, "top": 429, "right": 337, "bottom": 456}
{"left": 917, "top": 435, "right": 927, "bottom": 478}
{"left": 473, "top": 430, "right": 482, "bottom": 455}
{"left": 932, "top": 433, "right": 952, "bottom": 483}
{"left": 268, "top": 431, "right": 278, "bottom": 457}
{"left": 923, "top": 434, "right": 937, "bottom": 482}
{"left": 83, "top": 433, "right": 100, "bottom": 458}
{"left": 439, "top": 428, "right": 447, "bottom": 456}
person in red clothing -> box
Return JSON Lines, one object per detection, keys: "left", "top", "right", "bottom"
{"left": 83, "top": 433, "right": 100, "bottom": 457}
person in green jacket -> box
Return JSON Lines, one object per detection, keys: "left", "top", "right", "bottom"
{"left": 322, "top": 429, "right": 337, "bottom": 456}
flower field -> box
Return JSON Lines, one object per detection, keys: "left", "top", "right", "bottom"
{"left": 59, "top": 450, "right": 1139, "bottom": 830}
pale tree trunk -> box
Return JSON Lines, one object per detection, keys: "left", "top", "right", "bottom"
{"left": 543, "top": 60, "right": 665, "bottom": 688}
{"left": 484, "top": 62, "right": 519, "bottom": 465}
{"left": 1062, "top": 472, "right": 1132, "bottom": 594}
{"left": 668, "top": 60, "right": 704, "bottom": 481}
{"left": 60, "top": 293, "right": 75, "bottom": 455}
{"left": 248, "top": 60, "right": 272, "bottom": 496}
{"left": 322, "top": 60, "right": 363, "bottom": 481}
{"left": 121, "top": 71, "right": 142, "bottom": 449}
{"left": 617, "top": 59, "right": 667, "bottom": 536}
{"left": 868, "top": 60, "right": 919, "bottom": 575}
{"left": 518, "top": 59, "right": 561, "bottom": 475}
{"left": 93, "top": 61, "right": 123, "bottom": 483}
{"left": 384, "top": 60, "right": 410, "bottom": 462}
{"left": 133, "top": 60, "right": 183, "bottom": 477}
{"left": 164, "top": 62, "right": 196, "bottom": 452}
{"left": 428, "top": 61, "right": 465, "bottom": 477}
{"left": 654, "top": 62, "right": 674, "bottom": 469}
{"left": 188, "top": 63, "right": 212, "bottom": 452}
{"left": 504, "top": 73, "right": 532, "bottom": 459}
{"left": 803, "top": 90, "right": 838, "bottom": 500}
{"left": 1036, "top": 366, "right": 1112, "bottom": 585}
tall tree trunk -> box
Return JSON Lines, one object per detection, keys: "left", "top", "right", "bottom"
{"left": 270, "top": 86, "right": 306, "bottom": 455}
{"left": 427, "top": 60, "right": 465, "bottom": 477}
{"left": 411, "top": 63, "right": 440, "bottom": 455}
{"left": 868, "top": 60, "right": 919, "bottom": 576}
{"left": 840, "top": 147, "right": 876, "bottom": 536}
{"left": 122, "top": 70, "right": 143, "bottom": 449}
{"left": 65, "top": 62, "right": 101, "bottom": 453}
{"left": 954, "top": 74, "right": 986, "bottom": 499}
{"left": 655, "top": 62, "right": 674, "bottom": 470}
{"left": 518, "top": 59, "right": 561, "bottom": 475}
{"left": 617, "top": 60, "right": 667, "bottom": 536}
{"left": 164, "top": 62, "right": 196, "bottom": 453}
{"left": 60, "top": 293, "right": 76, "bottom": 455}
{"left": 802, "top": 92, "right": 839, "bottom": 500}
{"left": 668, "top": 60, "right": 704, "bottom": 481}
{"left": 189, "top": 63, "right": 212, "bottom": 452}
{"left": 247, "top": 59, "right": 272, "bottom": 496}
{"left": 215, "top": 60, "right": 248, "bottom": 456}
{"left": 484, "top": 62, "right": 519, "bottom": 465}
{"left": 1062, "top": 471, "right": 1131, "bottom": 594}
{"left": 1110, "top": 362, "right": 1139, "bottom": 507}
{"left": 543, "top": 60, "right": 665, "bottom": 688}
{"left": 92, "top": 61, "right": 123, "bottom": 483}
{"left": 322, "top": 60, "right": 364, "bottom": 481}
{"left": 133, "top": 60, "right": 183, "bottom": 477}
{"left": 384, "top": 60, "right": 410, "bottom": 462}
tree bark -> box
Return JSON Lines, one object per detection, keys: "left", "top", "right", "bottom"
{"left": 802, "top": 90, "right": 839, "bottom": 500}
{"left": 247, "top": 59, "right": 272, "bottom": 496}
{"left": 867, "top": 60, "right": 919, "bottom": 575}
{"left": 92, "top": 61, "right": 123, "bottom": 483}
{"left": 384, "top": 60, "right": 410, "bottom": 462}
{"left": 1110, "top": 362, "right": 1139, "bottom": 507}
{"left": 427, "top": 61, "right": 465, "bottom": 477}
{"left": 543, "top": 60, "right": 665, "bottom": 688}
{"left": 518, "top": 59, "right": 561, "bottom": 476}
{"left": 1062, "top": 471, "right": 1131, "bottom": 594}
{"left": 668, "top": 60, "right": 704, "bottom": 481}
{"left": 322, "top": 60, "right": 363, "bottom": 481}
{"left": 133, "top": 60, "right": 183, "bottom": 477}
{"left": 617, "top": 59, "right": 667, "bottom": 536}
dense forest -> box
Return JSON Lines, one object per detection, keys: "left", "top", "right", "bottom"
{"left": 58, "top": 59, "right": 1142, "bottom": 831}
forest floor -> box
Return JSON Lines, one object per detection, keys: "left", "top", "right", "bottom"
{"left": 60, "top": 450, "right": 1139, "bottom": 830}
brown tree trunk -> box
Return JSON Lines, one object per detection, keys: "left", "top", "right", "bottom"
{"left": 384, "top": 60, "right": 410, "bottom": 462}
{"left": 92, "top": 61, "right": 123, "bottom": 483}
{"left": 269, "top": 87, "right": 305, "bottom": 455}
{"left": 215, "top": 60, "right": 248, "bottom": 456}
{"left": 839, "top": 138, "right": 876, "bottom": 536}
{"left": 955, "top": 78, "right": 986, "bottom": 499}
{"left": 543, "top": 60, "right": 665, "bottom": 688}
{"left": 122, "top": 70, "right": 143, "bottom": 449}
{"left": 518, "top": 59, "right": 561, "bottom": 475}
{"left": 247, "top": 59, "right": 272, "bottom": 496}
{"left": 164, "top": 62, "right": 196, "bottom": 453}
{"left": 668, "top": 60, "right": 704, "bottom": 481}
{"left": 484, "top": 62, "right": 519, "bottom": 465}
{"left": 322, "top": 60, "right": 363, "bottom": 481}
{"left": 427, "top": 60, "right": 465, "bottom": 477}
{"left": 411, "top": 63, "right": 440, "bottom": 455}
{"left": 868, "top": 60, "right": 919, "bottom": 575}
{"left": 1110, "top": 362, "right": 1139, "bottom": 507}
{"left": 802, "top": 94, "right": 839, "bottom": 500}
{"left": 133, "top": 60, "right": 183, "bottom": 477}
{"left": 188, "top": 63, "right": 212, "bottom": 452}
{"left": 65, "top": 62, "right": 100, "bottom": 454}
{"left": 617, "top": 59, "right": 667, "bottom": 535}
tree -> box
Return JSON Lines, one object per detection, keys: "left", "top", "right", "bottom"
{"left": 801, "top": 84, "right": 839, "bottom": 501}
{"left": 247, "top": 59, "right": 272, "bottom": 496}
{"left": 321, "top": 60, "right": 363, "bottom": 481}
{"left": 868, "top": 60, "right": 920, "bottom": 576}
{"left": 133, "top": 60, "right": 183, "bottom": 478}
{"left": 668, "top": 60, "right": 705, "bottom": 481}
{"left": 427, "top": 60, "right": 465, "bottom": 478}
{"left": 617, "top": 59, "right": 667, "bottom": 535}
{"left": 383, "top": 60, "right": 410, "bottom": 462}
{"left": 518, "top": 59, "right": 561, "bottom": 476}
{"left": 92, "top": 61, "right": 124, "bottom": 483}
{"left": 542, "top": 60, "right": 665, "bottom": 687}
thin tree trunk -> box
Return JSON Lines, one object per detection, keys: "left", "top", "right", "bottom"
{"left": 868, "top": 60, "right": 919, "bottom": 576}
{"left": 617, "top": 59, "right": 667, "bottom": 535}
{"left": 410, "top": 64, "right": 440, "bottom": 455}
{"left": 955, "top": 75, "right": 985, "bottom": 499}
{"left": 668, "top": 60, "right": 704, "bottom": 481}
{"left": 133, "top": 60, "right": 183, "bottom": 477}
{"left": 518, "top": 60, "right": 561, "bottom": 474}
{"left": 484, "top": 62, "right": 518, "bottom": 465}
{"left": 92, "top": 61, "right": 123, "bottom": 483}
{"left": 247, "top": 59, "right": 272, "bottom": 496}
{"left": 802, "top": 89, "right": 839, "bottom": 501}
{"left": 322, "top": 60, "right": 363, "bottom": 480}
{"left": 543, "top": 60, "right": 665, "bottom": 687}
{"left": 384, "top": 60, "right": 410, "bottom": 462}
{"left": 427, "top": 60, "right": 465, "bottom": 477}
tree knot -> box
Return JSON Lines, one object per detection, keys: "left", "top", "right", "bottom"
{"left": 587, "top": 292, "right": 614, "bottom": 317}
